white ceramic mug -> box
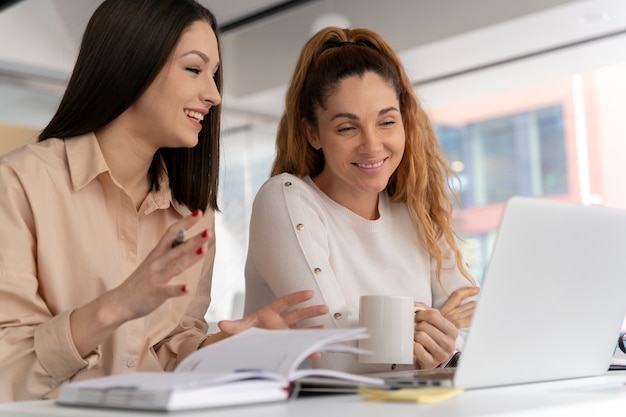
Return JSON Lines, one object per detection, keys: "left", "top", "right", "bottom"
{"left": 358, "top": 295, "right": 418, "bottom": 364}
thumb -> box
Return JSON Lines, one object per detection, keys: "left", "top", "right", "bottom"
{"left": 217, "top": 316, "right": 256, "bottom": 336}
{"left": 216, "top": 320, "right": 239, "bottom": 335}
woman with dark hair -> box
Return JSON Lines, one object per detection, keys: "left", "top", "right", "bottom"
{"left": 244, "top": 27, "right": 478, "bottom": 374}
{"left": 0, "top": 0, "right": 326, "bottom": 402}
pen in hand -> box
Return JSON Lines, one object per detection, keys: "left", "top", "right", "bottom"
{"left": 171, "top": 228, "right": 185, "bottom": 248}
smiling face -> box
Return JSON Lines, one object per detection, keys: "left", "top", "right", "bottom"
{"left": 306, "top": 71, "right": 405, "bottom": 217}
{"left": 126, "top": 20, "right": 221, "bottom": 152}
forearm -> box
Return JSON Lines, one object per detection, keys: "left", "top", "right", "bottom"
{"left": 69, "top": 289, "right": 127, "bottom": 358}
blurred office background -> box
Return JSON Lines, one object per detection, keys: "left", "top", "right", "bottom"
{"left": 1, "top": 0, "right": 625, "bottom": 322}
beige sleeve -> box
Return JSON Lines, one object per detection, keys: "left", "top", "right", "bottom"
{"left": 0, "top": 165, "right": 99, "bottom": 401}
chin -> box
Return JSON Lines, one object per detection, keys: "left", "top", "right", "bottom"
{"left": 176, "top": 136, "right": 200, "bottom": 149}
{"left": 359, "top": 182, "right": 388, "bottom": 194}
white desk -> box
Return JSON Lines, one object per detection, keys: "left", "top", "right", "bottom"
{"left": 1, "top": 372, "right": 626, "bottom": 417}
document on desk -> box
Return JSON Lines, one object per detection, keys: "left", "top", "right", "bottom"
{"left": 57, "top": 327, "right": 384, "bottom": 411}
{"left": 57, "top": 371, "right": 288, "bottom": 411}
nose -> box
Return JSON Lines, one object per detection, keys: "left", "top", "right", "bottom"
{"left": 202, "top": 76, "right": 222, "bottom": 107}
{"left": 359, "top": 126, "right": 383, "bottom": 154}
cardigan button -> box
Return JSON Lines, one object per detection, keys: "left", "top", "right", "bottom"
{"left": 285, "top": 182, "right": 292, "bottom": 186}
{"left": 333, "top": 313, "right": 343, "bottom": 320}
{"left": 314, "top": 268, "right": 322, "bottom": 274}
{"left": 296, "top": 223, "right": 304, "bottom": 230}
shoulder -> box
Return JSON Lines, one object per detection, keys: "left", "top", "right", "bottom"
{"left": 257, "top": 173, "right": 310, "bottom": 193}
{"left": 0, "top": 139, "right": 66, "bottom": 182}
{"left": 255, "top": 173, "right": 318, "bottom": 204}
{"left": 1, "top": 138, "right": 63, "bottom": 162}
{"left": 251, "top": 173, "right": 328, "bottom": 224}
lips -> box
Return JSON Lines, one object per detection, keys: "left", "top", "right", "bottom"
{"left": 184, "top": 109, "right": 205, "bottom": 122}
{"left": 354, "top": 159, "right": 384, "bottom": 169}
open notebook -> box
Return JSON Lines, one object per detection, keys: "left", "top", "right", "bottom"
{"left": 374, "top": 196, "right": 626, "bottom": 390}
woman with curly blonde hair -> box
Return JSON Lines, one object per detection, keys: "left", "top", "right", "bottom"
{"left": 244, "top": 27, "right": 478, "bottom": 374}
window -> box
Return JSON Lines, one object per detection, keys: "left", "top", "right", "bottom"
{"left": 437, "top": 105, "right": 568, "bottom": 209}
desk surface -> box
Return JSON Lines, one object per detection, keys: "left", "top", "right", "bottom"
{"left": 1, "top": 372, "right": 626, "bottom": 417}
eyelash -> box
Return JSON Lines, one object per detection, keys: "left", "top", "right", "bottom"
{"left": 337, "top": 120, "right": 396, "bottom": 133}
{"left": 186, "top": 67, "right": 219, "bottom": 80}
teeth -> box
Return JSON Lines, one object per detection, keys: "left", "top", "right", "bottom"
{"left": 184, "top": 110, "right": 204, "bottom": 122}
{"left": 356, "top": 160, "right": 384, "bottom": 169}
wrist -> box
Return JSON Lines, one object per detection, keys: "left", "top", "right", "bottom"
{"left": 69, "top": 294, "right": 123, "bottom": 358}
{"left": 72, "top": 289, "right": 128, "bottom": 340}
{"left": 200, "top": 331, "right": 229, "bottom": 348}
{"left": 95, "top": 289, "right": 131, "bottom": 329}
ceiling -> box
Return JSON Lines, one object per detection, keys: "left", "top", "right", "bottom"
{"left": 1, "top": 0, "right": 626, "bottom": 130}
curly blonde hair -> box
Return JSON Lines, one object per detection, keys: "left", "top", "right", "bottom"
{"left": 272, "top": 27, "right": 475, "bottom": 288}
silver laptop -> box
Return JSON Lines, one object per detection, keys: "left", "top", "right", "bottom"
{"left": 375, "top": 196, "right": 626, "bottom": 390}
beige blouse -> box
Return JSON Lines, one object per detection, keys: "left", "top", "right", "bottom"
{"left": 0, "top": 134, "right": 215, "bottom": 402}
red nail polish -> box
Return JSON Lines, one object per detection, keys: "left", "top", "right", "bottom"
{"left": 202, "top": 230, "right": 209, "bottom": 238}
{"left": 192, "top": 209, "right": 201, "bottom": 217}
{"left": 181, "top": 284, "right": 189, "bottom": 293}
{"left": 196, "top": 247, "right": 205, "bottom": 255}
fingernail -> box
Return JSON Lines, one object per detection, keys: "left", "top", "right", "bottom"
{"left": 181, "top": 284, "right": 189, "bottom": 293}
{"left": 196, "top": 247, "right": 205, "bottom": 255}
{"left": 201, "top": 229, "right": 209, "bottom": 238}
{"left": 192, "top": 209, "right": 201, "bottom": 217}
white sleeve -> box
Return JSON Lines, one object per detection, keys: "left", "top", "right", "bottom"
{"left": 430, "top": 237, "right": 478, "bottom": 309}
{"left": 244, "top": 174, "right": 351, "bottom": 329}
{"left": 429, "top": 238, "right": 479, "bottom": 351}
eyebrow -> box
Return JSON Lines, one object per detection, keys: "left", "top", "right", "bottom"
{"left": 329, "top": 106, "right": 399, "bottom": 121}
{"left": 182, "top": 50, "right": 210, "bottom": 63}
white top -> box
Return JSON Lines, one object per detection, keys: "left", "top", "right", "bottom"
{"left": 244, "top": 173, "right": 475, "bottom": 373}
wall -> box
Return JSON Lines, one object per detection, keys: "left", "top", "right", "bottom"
{"left": 0, "top": 124, "right": 39, "bottom": 155}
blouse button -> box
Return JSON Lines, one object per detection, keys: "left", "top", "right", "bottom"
{"left": 126, "top": 358, "right": 136, "bottom": 368}
{"left": 285, "top": 182, "right": 292, "bottom": 186}
{"left": 333, "top": 313, "right": 343, "bottom": 320}
{"left": 296, "top": 223, "right": 304, "bottom": 231}
{"left": 313, "top": 267, "right": 322, "bottom": 274}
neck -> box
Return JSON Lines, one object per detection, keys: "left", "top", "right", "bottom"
{"left": 312, "top": 175, "right": 380, "bottom": 220}
{"left": 95, "top": 121, "right": 156, "bottom": 209}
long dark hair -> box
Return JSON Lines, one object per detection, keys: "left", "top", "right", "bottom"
{"left": 39, "top": 0, "right": 223, "bottom": 212}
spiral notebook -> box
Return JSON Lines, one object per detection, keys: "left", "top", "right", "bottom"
{"left": 373, "top": 196, "right": 626, "bottom": 390}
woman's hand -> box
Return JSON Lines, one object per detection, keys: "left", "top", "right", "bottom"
{"left": 412, "top": 286, "right": 479, "bottom": 369}
{"left": 413, "top": 303, "right": 458, "bottom": 369}
{"left": 109, "top": 209, "right": 212, "bottom": 322}
{"left": 70, "top": 210, "right": 212, "bottom": 357}
{"left": 217, "top": 290, "right": 328, "bottom": 336}
{"left": 439, "top": 286, "right": 480, "bottom": 329}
